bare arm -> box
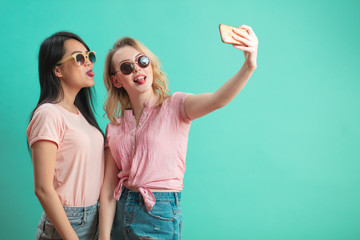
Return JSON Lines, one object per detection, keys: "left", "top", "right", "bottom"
{"left": 99, "top": 149, "right": 119, "bottom": 240}
{"left": 185, "top": 25, "right": 258, "bottom": 120}
{"left": 32, "top": 141, "right": 79, "bottom": 240}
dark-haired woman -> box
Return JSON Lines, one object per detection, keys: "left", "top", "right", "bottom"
{"left": 27, "top": 32, "right": 104, "bottom": 240}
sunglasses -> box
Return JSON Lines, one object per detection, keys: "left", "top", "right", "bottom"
{"left": 113, "top": 54, "right": 150, "bottom": 75}
{"left": 57, "top": 51, "right": 96, "bottom": 66}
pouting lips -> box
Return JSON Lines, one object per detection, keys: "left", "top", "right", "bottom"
{"left": 87, "top": 70, "right": 95, "bottom": 77}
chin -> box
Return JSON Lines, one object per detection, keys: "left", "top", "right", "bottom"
{"left": 80, "top": 82, "right": 94, "bottom": 89}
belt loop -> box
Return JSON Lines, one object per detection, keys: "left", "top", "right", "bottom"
{"left": 83, "top": 206, "right": 87, "bottom": 223}
{"left": 175, "top": 192, "right": 179, "bottom": 207}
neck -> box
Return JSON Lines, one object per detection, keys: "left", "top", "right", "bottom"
{"left": 58, "top": 83, "right": 81, "bottom": 114}
{"left": 129, "top": 90, "right": 157, "bottom": 121}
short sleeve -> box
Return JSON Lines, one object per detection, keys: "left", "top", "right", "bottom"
{"left": 26, "top": 105, "right": 64, "bottom": 148}
{"left": 171, "top": 92, "right": 193, "bottom": 123}
{"left": 105, "top": 121, "right": 122, "bottom": 171}
{"left": 105, "top": 120, "right": 121, "bottom": 149}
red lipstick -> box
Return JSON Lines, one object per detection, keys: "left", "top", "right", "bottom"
{"left": 87, "top": 69, "right": 94, "bottom": 77}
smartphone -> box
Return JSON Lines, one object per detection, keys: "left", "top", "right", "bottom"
{"left": 219, "top": 24, "right": 247, "bottom": 46}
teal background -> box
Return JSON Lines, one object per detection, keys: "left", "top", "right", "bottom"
{"left": 1, "top": 0, "right": 359, "bottom": 239}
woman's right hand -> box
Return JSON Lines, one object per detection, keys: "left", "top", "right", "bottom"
{"left": 232, "top": 25, "right": 258, "bottom": 69}
{"left": 32, "top": 140, "right": 79, "bottom": 240}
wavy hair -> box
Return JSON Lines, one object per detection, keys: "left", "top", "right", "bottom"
{"left": 103, "top": 37, "right": 170, "bottom": 124}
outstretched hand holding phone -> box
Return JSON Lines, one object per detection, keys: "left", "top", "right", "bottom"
{"left": 219, "top": 24, "right": 258, "bottom": 69}
{"left": 183, "top": 24, "right": 258, "bottom": 120}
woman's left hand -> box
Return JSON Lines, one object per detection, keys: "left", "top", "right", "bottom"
{"left": 232, "top": 25, "right": 258, "bottom": 69}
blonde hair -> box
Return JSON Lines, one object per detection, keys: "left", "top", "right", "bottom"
{"left": 103, "top": 37, "right": 170, "bottom": 124}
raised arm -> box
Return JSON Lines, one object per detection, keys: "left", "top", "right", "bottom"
{"left": 99, "top": 149, "right": 119, "bottom": 240}
{"left": 184, "top": 25, "right": 258, "bottom": 120}
{"left": 32, "top": 141, "right": 79, "bottom": 240}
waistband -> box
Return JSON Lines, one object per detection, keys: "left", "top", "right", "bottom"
{"left": 42, "top": 202, "right": 99, "bottom": 223}
{"left": 120, "top": 187, "right": 181, "bottom": 209}
{"left": 62, "top": 202, "right": 99, "bottom": 216}
{"left": 122, "top": 187, "right": 181, "bottom": 201}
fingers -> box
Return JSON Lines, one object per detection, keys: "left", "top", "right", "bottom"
{"left": 235, "top": 25, "right": 258, "bottom": 42}
{"left": 232, "top": 25, "right": 258, "bottom": 48}
{"left": 239, "top": 25, "right": 256, "bottom": 38}
{"left": 232, "top": 44, "right": 254, "bottom": 53}
{"left": 232, "top": 34, "right": 251, "bottom": 47}
{"left": 232, "top": 28, "right": 251, "bottom": 41}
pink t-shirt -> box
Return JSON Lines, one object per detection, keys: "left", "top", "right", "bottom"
{"left": 105, "top": 92, "right": 192, "bottom": 211}
{"left": 27, "top": 103, "right": 104, "bottom": 207}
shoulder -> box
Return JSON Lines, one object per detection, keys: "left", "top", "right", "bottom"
{"left": 27, "top": 103, "right": 66, "bottom": 146}
{"left": 34, "top": 103, "right": 61, "bottom": 117}
{"left": 171, "top": 92, "right": 192, "bottom": 99}
{"left": 164, "top": 92, "right": 193, "bottom": 123}
{"left": 107, "top": 117, "right": 122, "bottom": 127}
{"left": 106, "top": 117, "right": 122, "bottom": 134}
{"left": 166, "top": 92, "right": 192, "bottom": 106}
{"left": 29, "top": 103, "right": 65, "bottom": 130}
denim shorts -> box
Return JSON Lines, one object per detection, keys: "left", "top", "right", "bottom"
{"left": 36, "top": 202, "right": 99, "bottom": 240}
{"left": 111, "top": 188, "right": 183, "bottom": 240}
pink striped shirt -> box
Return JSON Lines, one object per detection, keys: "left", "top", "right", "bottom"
{"left": 105, "top": 92, "right": 192, "bottom": 210}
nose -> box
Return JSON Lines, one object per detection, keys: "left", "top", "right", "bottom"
{"left": 84, "top": 56, "right": 92, "bottom": 66}
{"left": 133, "top": 63, "right": 141, "bottom": 73}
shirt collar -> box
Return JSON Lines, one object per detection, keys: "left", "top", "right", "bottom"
{"left": 123, "top": 96, "right": 157, "bottom": 117}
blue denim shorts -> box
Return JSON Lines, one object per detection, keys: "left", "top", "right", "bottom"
{"left": 111, "top": 188, "right": 183, "bottom": 240}
{"left": 36, "top": 202, "right": 99, "bottom": 240}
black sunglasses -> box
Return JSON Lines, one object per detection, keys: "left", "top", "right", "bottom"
{"left": 113, "top": 54, "right": 150, "bottom": 75}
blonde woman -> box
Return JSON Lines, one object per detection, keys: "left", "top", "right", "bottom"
{"left": 99, "top": 25, "right": 258, "bottom": 239}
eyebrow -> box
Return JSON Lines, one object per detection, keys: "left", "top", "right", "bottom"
{"left": 70, "top": 50, "right": 89, "bottom": 55}
{"left": 119, "top": 53, "right": 142, "bottom": 64}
